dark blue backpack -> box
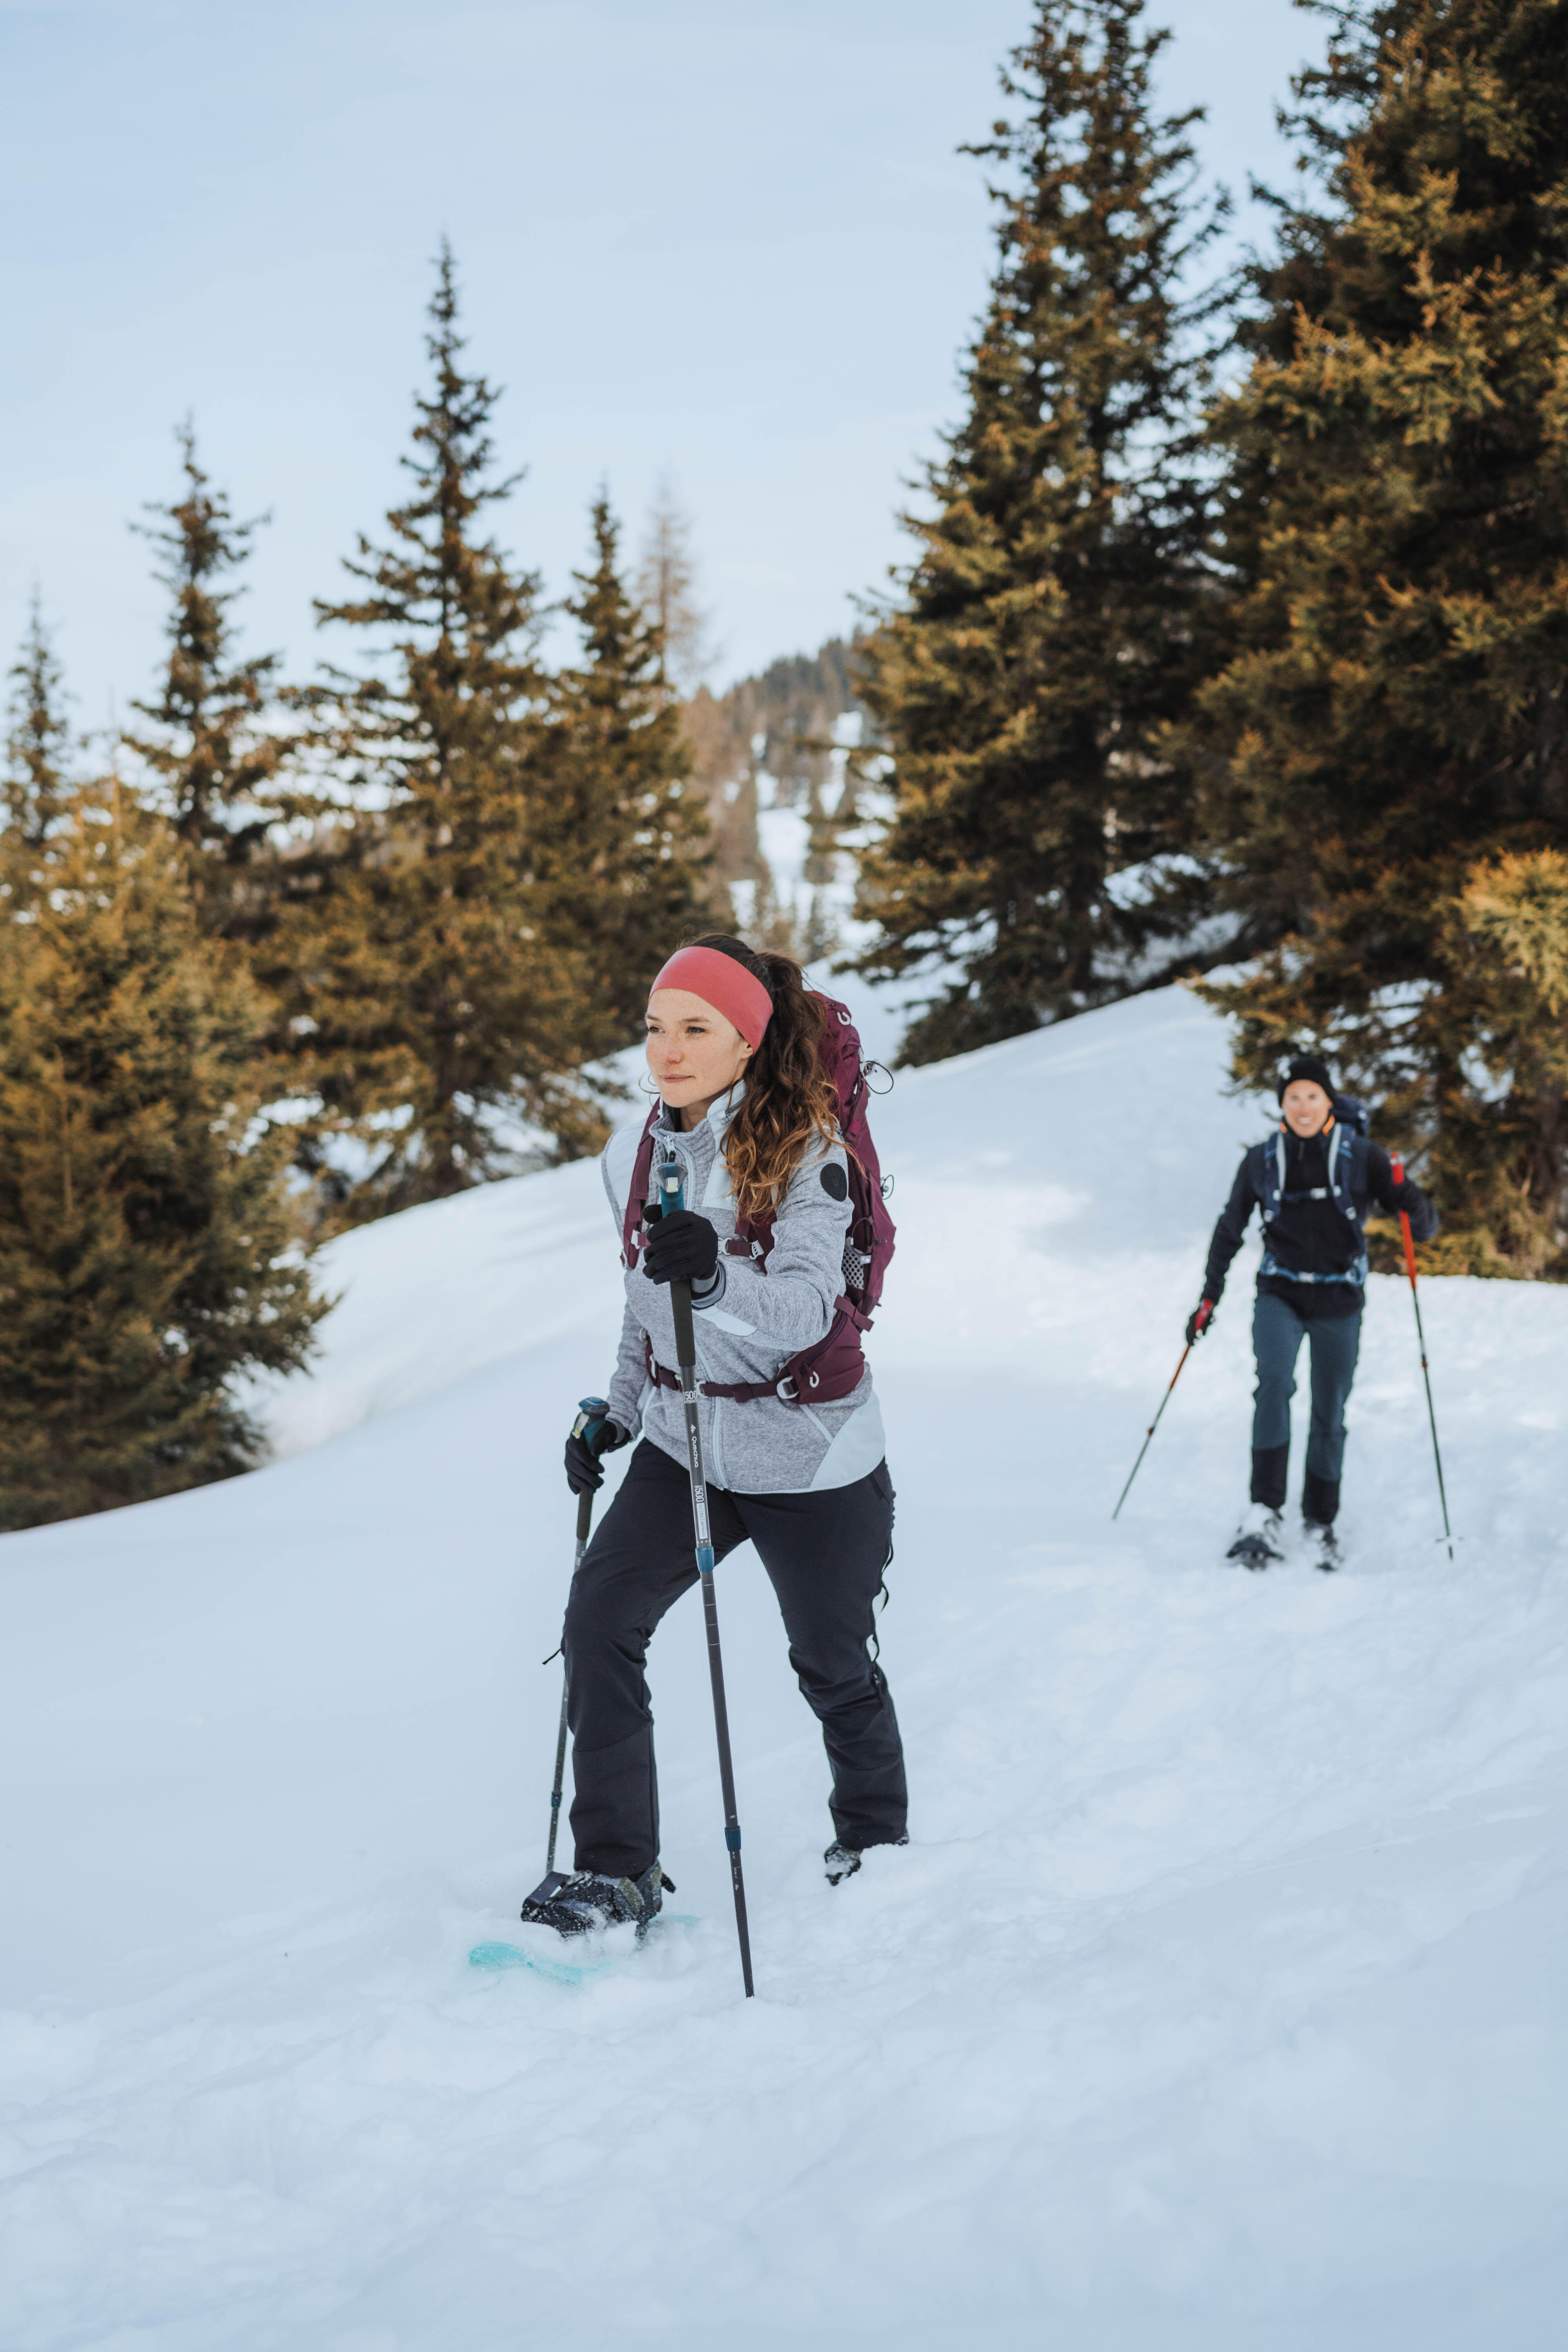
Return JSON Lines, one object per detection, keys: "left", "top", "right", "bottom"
{"left": 1252, "top": 1094, "right": 1372, "bottom": 1287}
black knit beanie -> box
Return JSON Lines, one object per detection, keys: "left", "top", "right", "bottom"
{"left": 1278, "top": 1053, "right": 1335, "bottom": 1102}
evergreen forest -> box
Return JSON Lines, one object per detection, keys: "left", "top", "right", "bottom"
{"left": 5, "top": 0, "right": 1567, "bottom": 1526}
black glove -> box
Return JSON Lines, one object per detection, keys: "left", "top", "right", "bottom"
{"left": 564, "top": 1404, "right": 630, "bottom": 1495}
{"left": 1184, "top": 1298, "right": 1216, "bottom": 1348}
{"left": 642, "top": 1207, "right": 720, "bottom": 1289}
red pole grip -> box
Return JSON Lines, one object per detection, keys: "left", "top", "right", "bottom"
{"left": 1389, "top": 1154, "right": 1419, "bottom": 1285}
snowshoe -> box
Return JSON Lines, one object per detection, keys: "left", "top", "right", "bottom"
{"left": 1227, "top": 1503, "right": 1285, "bottom": 1571}
{"left": 824, "top": 1833, "right": 907, "bottom": 1885}
{"left": 519, "top": 1862, "right": 673, "bottom": 1938}
{"left": 1304, "top": 1519, "right": 1340, "bottom": 1572}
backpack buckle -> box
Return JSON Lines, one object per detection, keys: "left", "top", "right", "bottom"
{"left": 775, "top": 1374, "right": 799, "bottom": 1402}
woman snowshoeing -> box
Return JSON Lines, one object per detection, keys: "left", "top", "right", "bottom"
{"left": 1185, "top": 1055, "right": 1438, "bottom": 1570}
{"left": 521, "top": 935, "right": 906, "bottom": 1938}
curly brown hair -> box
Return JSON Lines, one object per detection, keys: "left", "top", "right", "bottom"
{"left": 679, "top": 933, "right": 841, "bottom": 1224}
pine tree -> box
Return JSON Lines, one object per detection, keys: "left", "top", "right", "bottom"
{"left": 4, "top": 591, "right": 73, "bottom": 852}
{"left": 850, "top": 0, "right": 1225, "bottom": 1061}
{"left": 0, "top": 779, "right": 326, "bottom": 1529}
{"left": 1431, "top": 848, "right": 1568, "bottom": 1272}
{"left": 3, "top": 593, "right": 74, "bottom": 922}
{"left": 536, "top": 492, "right": 709, "bottom": 1053}
{"left": 270, "top": 245, "right": 598, "bottom": 1220}
{"left": 1192, "top": 0, "right": 1568, "bottom": 1272}
{"left": 124, "top": 423, "right": 284, "bottom": 932}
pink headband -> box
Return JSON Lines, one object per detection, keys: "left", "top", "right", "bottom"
{"left": 648, "top": 946, "right": 773, "bottom": 1048}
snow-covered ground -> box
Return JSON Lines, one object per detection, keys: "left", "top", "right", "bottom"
{"left": 4, "top": 987, "right": 1567, "bottom": 2350}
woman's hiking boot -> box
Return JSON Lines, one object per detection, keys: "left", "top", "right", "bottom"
{"left": 824, "top": 1833, "right": 907, "bottom": 1885}
{"left": 519, "top": 1862, "right": 672, "bottom": 1937}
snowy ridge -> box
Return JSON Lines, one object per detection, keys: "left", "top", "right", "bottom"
{"left": 3, "top": 988, "right": 1566, "bottom": 2349}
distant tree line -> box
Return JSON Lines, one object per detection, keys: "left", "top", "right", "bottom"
{"left": 854, "top": 0, "right": 1568, "bottom": 1280}
{"left": 684, "top": 638, "right": 869, "bottom": 960}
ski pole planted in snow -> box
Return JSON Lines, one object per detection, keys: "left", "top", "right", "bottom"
{"left": 1111, "top": 1302, "right": 1210, "bottom": 1521}
{"left": 543, "top": 1399, "right": 610, "bottom": 1875}
{"left": 1391, "top": 1158, "right": 1455, "bottom": 1561}
{"left": 655, "top": 1150, "right": 755, "bottom": 1998}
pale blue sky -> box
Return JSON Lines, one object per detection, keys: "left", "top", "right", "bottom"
{"left": 2, "top": 0, "right": 1318, "bottom": 735}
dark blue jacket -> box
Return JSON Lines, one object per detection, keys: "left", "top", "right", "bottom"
{"left": 1204, "top": 1126, "right": 1438, "bottom": 1318}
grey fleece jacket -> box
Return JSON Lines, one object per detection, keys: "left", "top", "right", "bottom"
{"left": 599, "top": 1087, "right": 886, "bottom": 1495}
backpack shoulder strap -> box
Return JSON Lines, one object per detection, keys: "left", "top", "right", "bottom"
{"left": 1334, "top": 1127, "right": 1371, "bottom": 1218}
{"left": 620, "top": 1104, "right": 663, "bottom": 1271}
{"left": 722, "top": 1125, "right": 848, "bottom": 1270}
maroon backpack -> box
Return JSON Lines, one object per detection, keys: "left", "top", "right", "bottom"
{"left": 620, "top": 993, "right": 895, "bottom": 1404}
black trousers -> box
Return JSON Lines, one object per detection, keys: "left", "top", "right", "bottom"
{"left": 563, "top": 1439, "right": 906, "bottom": 1878}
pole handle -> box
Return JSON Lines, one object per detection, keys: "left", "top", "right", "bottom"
{"left": 1389, "top": 1156, "right": 1421, "bottom": 1286}
{"left": 655, "top": 1152, "right": 687, "bottom": 1217}
{"left": 671, "top": 1277, "right": 697, "bottom": 1371}
{"left": 654, "top": 1152, "right": 701, "bottom": 1368}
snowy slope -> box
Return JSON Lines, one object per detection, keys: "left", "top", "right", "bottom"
{"left": 4, "top": 986, "right": 1568, "bottom": 2351}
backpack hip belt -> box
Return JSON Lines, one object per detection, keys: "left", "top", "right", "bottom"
{"left": 642, "top": 1299, "right": 871, "bottom": 1405}
{"left": 1259, "top": 1250, "right": 1369, "bottom": 1287}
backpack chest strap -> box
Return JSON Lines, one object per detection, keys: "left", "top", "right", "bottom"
{"left": 1259, "top": 1122, "right": 1360, "bottom": 1225}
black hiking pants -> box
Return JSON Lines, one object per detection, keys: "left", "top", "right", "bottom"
{"left": 563, "top": 1439, "right": 906, "bottom": 1878}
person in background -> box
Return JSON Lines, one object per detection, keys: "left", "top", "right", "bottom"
{"left": 1185, "top": 1055, "right": 1438, "bottom": 1570}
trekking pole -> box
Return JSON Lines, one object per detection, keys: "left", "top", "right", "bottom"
{"left": 1391, "top": 1161, "right": 1454, "bottom": 1561}
{"left": 655, "top": 1150, "right": 755, "bottom": 1998}
{"left": 543, "top": 1399, "right": 610, "bottom": 1874}
{"left": 1111, "top": 1301, "right": 1211, "bottom": 1521}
